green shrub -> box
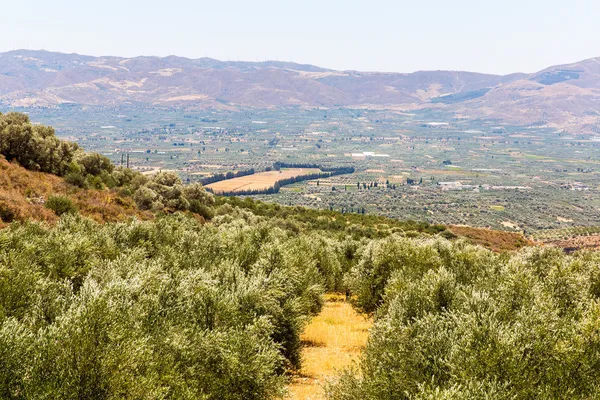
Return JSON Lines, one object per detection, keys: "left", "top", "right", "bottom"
{"left": 45, "top": 196, "right": 77, "bottom": 216}
{"left": 86, "top": 174, "right": 105, "bottom": 190}
{"left": 329, "top": 242, "right": 600, "bottom": 399}
{"left": 133, "top": 172, "right": 214, "bottom": 215}
{"left": 99, "top": 170, "right": 117, "bottom": 188}
{"left": 64, "top": 172, "right": 87, "bottom": 188}
{"left": 0, "top": 202, "right": 15, "bottom": 222}
{"left": 190, "top": 200, "right": 215, "bottom": 220}
{"left": 76, "top": 152, "right": 114, "bottom": 176}
{"left": 132, "top": 186, "right": 157, "bottom": 210}
{"left": 0, "top": 214, "right": 337, "bottom": 398}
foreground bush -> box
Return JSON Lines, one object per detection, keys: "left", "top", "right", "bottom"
{"left": 0, "top": 213, "right": 345, "bottom": 399}
{"left": 329, "top": 239, "right": 600, "bottom": 399}
{"left": 45, "top": 195, "right": 78, "bottom": 216}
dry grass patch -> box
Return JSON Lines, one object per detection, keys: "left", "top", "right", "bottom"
{"left": 545, "top": 235, "right": 600, "bottom": 251}
{"left": 450, "top": 225, "right": 533, "bottom": 252}
{"left": 207, "top": 168, "right": 320, "bottom": 194}
{"left": 287, "top": 294, "right": 371, "bottom": 400}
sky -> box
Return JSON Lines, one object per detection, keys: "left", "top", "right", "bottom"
{"left": 1, "top": 0, "right": 600, "bottom": 75}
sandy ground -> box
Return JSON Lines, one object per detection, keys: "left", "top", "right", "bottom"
{"left": 287, "top": 294, "right": 371, "bottom": 400}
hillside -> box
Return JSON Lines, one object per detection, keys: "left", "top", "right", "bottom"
{"left": 1, "top": 203, "right": 599, "bottom": 399}
{"left": 0, "top": 155, "right": 151, "bottom": 228}
{"left": 4, "top": 50, "right": 600, "bottom": 131}
{"left": 456, "top": 58, "right": 600, "bottom": 132}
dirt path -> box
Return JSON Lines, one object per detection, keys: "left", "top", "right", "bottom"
{"left": 287, "top": 294, "right": 372, "bottom": 400}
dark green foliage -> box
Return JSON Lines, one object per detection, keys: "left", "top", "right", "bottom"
{"left": 77, "top": 152, "right": 114, "bottom": 176}
{"left": 189, "top": 200, "right": 215, "bottom": 220}
{"left": 199, "top": 168, "right": 255, "bottom": 185}
{"left": 329, "top": 239, "right": 600, "bottom": 399}
{"left": 45, "top": 196, "right": 77, "bottom": 216}
{"left": 64, "top": 171, "right": 87, "bottom": 188}
{"left": 0, "top": 112, "right": 79, "bottom": 175}
{"left": 0, "top": 202, "right": 15, "bottom": 223}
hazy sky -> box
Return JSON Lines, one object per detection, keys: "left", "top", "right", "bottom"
{"left": 2, "top": 0, "right": 599, "bottom": 74}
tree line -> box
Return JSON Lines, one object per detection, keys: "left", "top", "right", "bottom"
{"left": 198, "top": 168, "right": 255, "bottom": 185}
{"left": 327, "top": 237, "right": 600, "bottom": 399}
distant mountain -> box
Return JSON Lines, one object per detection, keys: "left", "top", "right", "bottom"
{"left": 2, "top": 50, "right": 600, "bottom": 132}
{"left": 455, "top": 58, "right": 600, "bottom": 132}
{"left": 0, "top": 50, "right": 509, "bottom": 108}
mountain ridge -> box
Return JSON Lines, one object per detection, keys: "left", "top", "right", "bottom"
{"left": 2, "top": 50, "right": 600, "bottom": 132}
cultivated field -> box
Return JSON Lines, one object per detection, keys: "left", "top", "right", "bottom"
{"left": 206, "top": 168, "right": 320, "bottom": 193}
{"left": 26, "top": 105, "right": 600, "bottom": 234}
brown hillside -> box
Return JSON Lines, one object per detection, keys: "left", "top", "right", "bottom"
{"left": 0, "top": 156, "right": 151, "bottom": 228}
{"left": 449, "top": 225, "right": 533, "bottom": 252}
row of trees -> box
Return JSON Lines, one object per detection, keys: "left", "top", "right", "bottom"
{"left": 198, "top": 168, "right": 255, "bottom": 185}
{"left": 3, "top": 207, "right": 598, "bottom": 399}
{"left": 0, "top": 212, "right": 351, "bottom": 399}
{"left": 208, "top": 182, "right": 282, "bottom": 196}
{"left": 328, "top": 237, "right": 600, "bottom": 399}
{"left": 272, "top": 161, "right": 355, "bottom": 174}
{"left": 357, "top": 181, "right": 399, "bottom": 190}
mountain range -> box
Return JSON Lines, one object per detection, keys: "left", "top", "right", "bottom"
{"left": 2, "top": 50, "right": 600, "bottom": 132}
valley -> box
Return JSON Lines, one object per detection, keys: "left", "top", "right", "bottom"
{"left": 15, "top": 105, "right": 600, "bottom": 239}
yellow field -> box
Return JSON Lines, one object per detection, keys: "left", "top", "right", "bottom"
{"left": 287, "top": 294, "right": 372, "bottom": 400}
{"left": 206, "top": 168, "right": 320, "bottom": 193}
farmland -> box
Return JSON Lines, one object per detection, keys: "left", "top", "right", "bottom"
{"left": 206, "top": 168, "right": 320, "bottom": 193}
{"left": 11, "top": 104, "right": 600, "bottom": 240}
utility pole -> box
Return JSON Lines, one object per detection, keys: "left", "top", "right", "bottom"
{"left": 126, "top": 153, "right": 130, "bottom": 169}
